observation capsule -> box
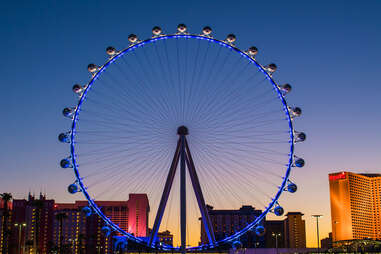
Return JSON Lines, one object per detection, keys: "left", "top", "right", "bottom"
{"left": 232, "top": 240, "right": 242, "bottom": 250}
{"left": 68, "top": 184, "right": 78, "bottom": 194}
{"left": 106, "top": 46, "right": 117, "bottom": 56}
{"left": 101, "top": 226, "right": 111, "bottom": 237}
{"left": 295, "top": 132, "right": 306, "bottom": 142}
{"left": 274, "top": 206, "right": 284, "bottom": 216}
{"left": 287, "top": 182, "right": 297, "bottom": 193}
{"left": 62, "top": 107, "right": 75, "bottom": 118}
{"left": 266, "top": 63, "right": 277, "bottom": 73}
{"left": 115, "top": 237, "right": 128, "bottom": 250}
{"left": 60, "top": 158, "right": 72, "bottom": 168}
{"left": 280, "top": 83, "right": 292, "bottom": 94}
{"left": 87, "top": 64, "right": 98, "bottom": 73}
{"left": 152, "top": 26, "right": 162, "bottom": 36}
{"left": 294, "top": 158, "right": 305, "bottom": 168}
{"left": 58, "top": 132, "right": 70, "bottom": 143}
{"left": 255, "top": 225, "right": 266, "bottom": 237}
{"left": 226, "top": 34, "right": 236, "bottom": 43}
{"left": 202, "top": 26, "right": 212, "bottom": 36}
{"left": 291, "top": 107, "right": 302, "bottom": 117}
{"left": 72, "top": 84, "right": 83, "bottom": 94}
{"left": 248, "top": 46, "right": 258, "bottom": 56}
{"left": 82, "top": 206, "right": 92, "bottom": 217}
{"left": 128, "top": 34, "right": 138, "bottom": 43}
{"left": 177, "top": 24, "right": 187, "bottom": 33}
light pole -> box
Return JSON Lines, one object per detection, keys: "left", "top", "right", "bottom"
{"left": 14, "top": 223, "right": 26, "bottom": 254}
{"left": 312, "top": 215, "right": 323, "bottom": 253}
{"left": 272, "top": 232, "right": 281, "bottom": 254}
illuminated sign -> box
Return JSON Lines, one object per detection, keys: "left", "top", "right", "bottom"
{"left": 329, "top": 172, "right": 346, "bottom": 181}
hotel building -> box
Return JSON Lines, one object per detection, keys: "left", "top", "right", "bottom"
{"left": 265, "top": 212, "right": 306, "bottom": 248}
{"left": 329, "top": 171, "right": 381, "bottom": 242}
{"left": 283, "top": 212, "right": 306, "bottom": 248}
{"left": 200, "top": 205, "right": 265, "bottom": 248}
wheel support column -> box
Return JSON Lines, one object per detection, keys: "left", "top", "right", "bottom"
{"left": 148, "top": 126, "right": 215, "bottom": 252}
{"left": 180, "top": 134, "right": 187, "bottom": 254}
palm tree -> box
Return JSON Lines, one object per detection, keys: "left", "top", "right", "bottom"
{"left": 55, "top": 212, "right": 68, "bottom": 254}
{"left": 1, "top": 193, "right": 12, "bottom": 254}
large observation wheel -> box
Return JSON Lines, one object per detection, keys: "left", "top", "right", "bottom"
{"left": 59, "top": 25, "right": 306, "bottom": 251}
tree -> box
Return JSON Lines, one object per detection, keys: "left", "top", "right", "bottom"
{"left": 1, "top": 193, "right": 12, "bottom": 254}
{"left": 55, "top": 212, "right": 68, "bottom": 254}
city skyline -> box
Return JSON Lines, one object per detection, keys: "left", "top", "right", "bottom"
{"left": 1, "top": 191, "right": 308, "bottom": 253}
{"left": 1, "top": 0, "right": 381, "bottom": 248}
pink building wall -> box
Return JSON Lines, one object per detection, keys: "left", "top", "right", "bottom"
{"left": 127, "top": 194, "right": 149, "bottom": 237}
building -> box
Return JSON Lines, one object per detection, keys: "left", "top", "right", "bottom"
{"left": 265, "top": 213, "right": 306, "bottom": 249}
{"left": 53, "top": 193, "right": 150, "bottom": 253}
{"left": 156, "top": 230, "right": 173, "bottom": 246}
{"left": 147, "top": 229, "right": 174, "bottom": 246}
{"left": 0, "top": 199, "right": 13, "bottom": 254}
{"left": 126, "top": 193, "right": 150, "bottom": 237}
{"left": 23, "top": 193, "right": 55, "bottom": 254}
{"left": 9, "top": 199, "right": 27, "bottom": 254}
{"left": 329, "top": 172, "right": 381, "bottom": 242}
{"left": 1, "top": 193, "right": 149, "bottom": 254}
{"left": 321, "top": 232, "right": 332, "bottom": 249}
{"left": 283, "top": 212, "right": 306, "bottom": 248}
{"left": 200, "top": 205, "right": 265, "bottom": 248}
{"left": 52, "top": 202, "right": 87, "bottom": 253}
{"left": 264, "top": 220, "right": 285, "bottom": 248}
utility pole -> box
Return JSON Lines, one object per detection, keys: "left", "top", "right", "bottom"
{"left": 312, "top": 215, "right": 323, "bottom": 253}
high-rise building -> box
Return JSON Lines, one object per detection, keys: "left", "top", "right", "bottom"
{"left": 283, "top": 212, "right": 306, "bottom": 248}
{"left": 126, "top": 193, "right": 150, "bottom": 237}
{"left": 329, "top": 171, "right": 381, "bottom": 242}
{"left": 53, "top": 202, "right": 88, "bottom": 253}
{"left": 200, "top": 205, "right": 265, "bottom": 248}
{"left": 4, "top": 193, "right": 56, "bottom": 254}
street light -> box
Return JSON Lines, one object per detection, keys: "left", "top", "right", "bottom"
{"left": 312, "top": 215, "right": 323, "bottom": 253}
{"left": 14, "top": 223, "right": 27, "bottom": 254}
{"left": 272, "top": 232, "right": 281, "bottom": 254}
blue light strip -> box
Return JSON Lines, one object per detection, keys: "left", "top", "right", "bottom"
{"left": 69, "top": 34, "right": 295, "bottom": 251}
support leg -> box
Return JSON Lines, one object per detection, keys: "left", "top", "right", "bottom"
{"left": 148, "top": 139, "right": 181, "bottom": 247}
{"left": 185, "top": 139, "right": 216, "bottom": 244}
{"left": 180, "top": 135, "right": 187, "bottom": 253}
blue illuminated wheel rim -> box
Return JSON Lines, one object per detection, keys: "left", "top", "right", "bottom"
{"left": 61, "top": 28, "right": 304, "bottom": 251}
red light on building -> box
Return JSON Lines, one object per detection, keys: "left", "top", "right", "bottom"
{"left": 329, "top": 172, "right": 346, "bottom": 181}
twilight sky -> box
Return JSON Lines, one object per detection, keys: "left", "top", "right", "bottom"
{"left": 1, "top": 0, "right": 381, "bottom": 248}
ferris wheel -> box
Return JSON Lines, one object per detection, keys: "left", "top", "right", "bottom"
{"left": 58, "top": 24, "right": 306, "bottom": 251}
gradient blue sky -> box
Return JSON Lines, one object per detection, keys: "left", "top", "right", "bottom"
{"left": 1, "top": 0, "right": 380, "bottom": 247}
